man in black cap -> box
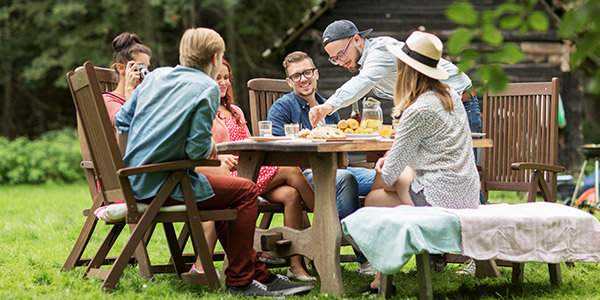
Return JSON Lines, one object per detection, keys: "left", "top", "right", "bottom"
{"left": 309, "top": 20, "right": 481, "bottom": 140}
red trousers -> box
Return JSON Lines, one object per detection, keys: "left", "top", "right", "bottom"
{"left": 195, "top": 173, "right": 270, "bottom": 287}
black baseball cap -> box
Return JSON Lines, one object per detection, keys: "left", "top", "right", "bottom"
{"left": 322, "top": 20, "right": 373, "bottom": 46}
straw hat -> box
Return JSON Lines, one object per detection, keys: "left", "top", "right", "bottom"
{"left": 386, "top": 31, "right": 449, "bottom": 80}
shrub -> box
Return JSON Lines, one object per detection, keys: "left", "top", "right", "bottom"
{"left": 0, "top": 128, "right": 84, "bottom": 184}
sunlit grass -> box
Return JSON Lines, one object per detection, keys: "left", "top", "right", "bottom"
{"left": 1, "top": 184, "right": 599, "bottom": 299}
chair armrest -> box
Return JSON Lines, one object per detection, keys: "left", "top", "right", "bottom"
{"left": 81, "top": 160, "right": 94, "bottom": 170}
{"left": 510, "top": 162, "right": 565, "bottom": 173}
{"left": 117, "top": 159, "right": 220, "bottom": 177}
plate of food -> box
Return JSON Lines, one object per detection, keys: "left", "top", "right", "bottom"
{"left": 471, "top": 133, "right": 486, "bottom": 138}
{"left": 297, "top": 127, "right": 347, "bottom": 140}
{"left": 249, "top": 136, "right": 293, "bottom": 142}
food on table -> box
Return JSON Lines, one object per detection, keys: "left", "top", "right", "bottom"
{"left": 347, "top": 118, "right": 359, "bottom": 129}
{"left": 298, "top": 128, "right": 312, "bottom": 138}
{"left": 297, "top": 126, "right": 346, "bottom": 140}
{"left": 333, "top": 118, "right": 390, "bottom": 137}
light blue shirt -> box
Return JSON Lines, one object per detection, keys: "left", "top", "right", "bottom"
{"left": 115, "top": 65, "right": 217, "bottom": 202}
{"left": 326, "top": 36, "right": 472, "bottom": 112}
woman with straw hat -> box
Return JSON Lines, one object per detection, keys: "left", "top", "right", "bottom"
{"left": 359, "top": 31, "right": 480, "bottom": 294}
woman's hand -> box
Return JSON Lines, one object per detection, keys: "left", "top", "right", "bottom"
{"left": 124, "top": 61, "right": 141, "bottom": 100}
{"left": 218, "top": 154, "right": 238, "bottom": 171}
{"left": 374, "top": 157, "right": 387, "bottom": 173}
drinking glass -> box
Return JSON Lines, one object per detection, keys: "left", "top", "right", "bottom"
{"left": 258, "top": 120, "right": 273, "bottom": 137}
{"left": 284, "top": 123, "right": 299, "bottom": 137}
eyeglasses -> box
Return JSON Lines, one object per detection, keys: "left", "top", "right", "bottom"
{"left": 288, "top": 68, "right": 317, "bottom": 83}
{"left": 328, "top": 38, "right": 353, "bottom": 65}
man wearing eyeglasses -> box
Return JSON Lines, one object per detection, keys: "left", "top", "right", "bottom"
{"left": 267, "top": 51, "right": 378, "bottom": 276}
{"left": 308, "top": 20, "right": 481, "bottom": 139}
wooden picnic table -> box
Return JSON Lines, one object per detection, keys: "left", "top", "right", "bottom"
{"left": 216, "top": 138, "right": 492, "bottom": 295}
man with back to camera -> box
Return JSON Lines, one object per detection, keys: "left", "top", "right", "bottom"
{"left": 114, "top": 27, "right": 313, "bottom": 297}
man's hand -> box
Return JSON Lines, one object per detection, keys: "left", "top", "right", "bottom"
{"left": 308, "top": 104, "right": 334, "bottom": 127}
{"left": 218, "top": 154, "right": 238, "bottom": 171}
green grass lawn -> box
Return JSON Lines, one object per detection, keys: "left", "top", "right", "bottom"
{"left": 1, "top": 183, "right": 600, "bottom": 299}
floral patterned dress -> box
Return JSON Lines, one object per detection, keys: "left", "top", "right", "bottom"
{"left": 225, "top": 117, "right": 278, "bottom": 194}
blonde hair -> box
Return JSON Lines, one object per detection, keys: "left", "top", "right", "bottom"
{"left": 392, "top": 59, "right": 453, "bottom": 117}
{"left": 179, "top": 28, "right": 225, "bottom": 70}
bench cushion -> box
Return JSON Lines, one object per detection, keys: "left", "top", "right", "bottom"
{"left": 442, "top": 202, "right": 600, "bottom": 263}
{"left": 94, "top": 202, "right": 186, "bottom": 222}
{"left": 342, "top": 202, "right": 600, "bottom": 275}
{"left": 341, "top": 206, "right": 462, "bottom": 274}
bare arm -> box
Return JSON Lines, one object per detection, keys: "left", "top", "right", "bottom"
{"left": 117, "top": 132, "right": 128, "bottom": 157}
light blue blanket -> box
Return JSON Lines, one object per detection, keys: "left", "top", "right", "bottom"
{"left": 341, "top": 206, "right": 462, "bottom": 274}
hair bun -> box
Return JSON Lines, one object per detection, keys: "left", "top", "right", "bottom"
{"left": 112, "top": 32, "right": 144, "bottom": 52}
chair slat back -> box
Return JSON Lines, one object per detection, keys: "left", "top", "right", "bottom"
{"left": 67, "top": 62, "right": 136, "bottom": 209}
{"left": 247, "top": 78, "right": 292, "bottom": 136}
{"left": 481, "top": 78, "right": 560, "bottom": 200}
{"left": 69, "top": 66, "right": 119, "bottom": 200}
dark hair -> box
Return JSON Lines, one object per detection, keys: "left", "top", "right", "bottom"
{"left": 219, "top": 59, "right": 245, "bottom": 126}
{"left": 110, "top": 32, "right": 152, "bottom": 73}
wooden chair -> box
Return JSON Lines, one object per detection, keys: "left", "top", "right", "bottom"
{"left": 62, "top": 66, "right": 119, "bottom": 272}
{"left": 481, "top": 77, "right": 564, "bottom": 203}
{"left": 66, "top": 61, "right": 237, "bottom": 290}
{"left": 444, "top": 78, "right": 566, "bottom": 282}
{"left": 248, "top": 78, "right": 292, "bottom": 136}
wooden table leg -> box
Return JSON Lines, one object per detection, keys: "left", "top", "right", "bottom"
{"left": 309, "top": 153, "right": 343, "bottom": 295}
{"left": 236, "top": 152, "right": 265, "bottom": 182}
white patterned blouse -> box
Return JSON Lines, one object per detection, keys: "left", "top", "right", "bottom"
{"left": 381, "top": 89, "right": 480, "bottom": 209}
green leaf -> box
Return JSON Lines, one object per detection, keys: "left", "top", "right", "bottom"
{"left": 481, "top": 24, "right": 503, "bottom": 46}
{"left": 500, "top": 14, "right": 522, "bottom": 30}
{"left": 479, "top": 65, "right": 509, "bottom": 94}
{"left": 457, "top": 57, "right": 476, "bottom": 73}
{"left": 446, "top": 1, "right": 478, "bottom": 26}
{"left": 527, "top": 11, "right": 549, "bottom": 32}
{"left": 494, "top": 44, "right": 524, "bottom": 64}
{"left": 447, "top": 28, "right": 474, "bottom": 55}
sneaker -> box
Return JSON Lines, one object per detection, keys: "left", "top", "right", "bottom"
{"left": 264, "top": 274, "right": 313, "bottom": 295}
{"left": 226, "top": 280, "right": 282, "bottom": 297}
{"left": 357, "top": 261, "right": 377, "bottom": 276}
{"left": 258, "top": 252, "right": 287, "bottom": 265}
{"left": 358, "top": 282, "right": 396, "bottom": 296}
{"left": 456, "top": 258, "right": 476, "bottom": 276}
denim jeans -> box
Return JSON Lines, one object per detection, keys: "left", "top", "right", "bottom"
{"left": 463, "top": 95, "right": 486, "bottom": 205}
{"left": 463, "top": 95, "right": 482, "bottom": 133}
{"left": 303, "top": 168, "right": 366, "bottom": 263}
{"left": 346, "top": 167, "right": 376, "bottom": 196}
{"left": 302, "top": 169, "right": 360, "bottom": 219}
